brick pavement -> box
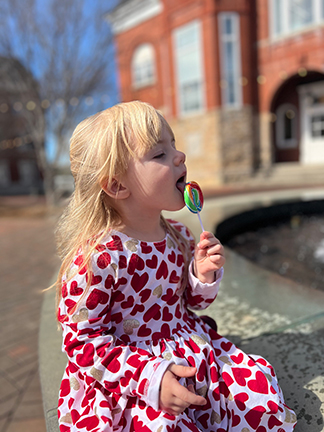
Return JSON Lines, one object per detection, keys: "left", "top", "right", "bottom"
{"left": 0, "top": 214, "right": 60, "bottom": 432}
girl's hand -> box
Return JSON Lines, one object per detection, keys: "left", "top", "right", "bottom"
{"left": 194, "top": 231, "right": 225, "bottom": 284}
{"left": 159, "top": 364, "right": 207, "bottom": 416}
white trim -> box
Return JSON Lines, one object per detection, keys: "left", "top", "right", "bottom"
{"left": 298, "top": 81, "right": 324, "bottom": 164}
{"left": 218, "top": 12, "right": 242, "bottom": 109}
{"left": 107, "top": 0, "right": 163, "bottom": 35}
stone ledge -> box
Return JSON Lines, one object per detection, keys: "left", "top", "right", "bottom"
{"left": 39, "top": 279, "right": 66, "bottom": 432}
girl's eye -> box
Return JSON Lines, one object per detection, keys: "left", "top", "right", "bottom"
{"left": 154, "top": 153, "right": 165, "bottom": 159}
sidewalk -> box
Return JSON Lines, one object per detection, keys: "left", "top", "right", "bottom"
{"left": 0, "top": 210, "right": 60, "bottom": 432}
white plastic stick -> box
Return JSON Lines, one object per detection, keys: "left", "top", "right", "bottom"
{"left": 197, "top": 212, "right": 205, "bottom": 232}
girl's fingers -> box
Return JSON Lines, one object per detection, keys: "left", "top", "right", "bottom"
{"left": 174, "top": 384, "right": 207, "bottom": 407}
{"left": 168, "top": 364, "right": 197, "bottom": 378}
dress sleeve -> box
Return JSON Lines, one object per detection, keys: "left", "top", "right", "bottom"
{"left": 185, "top": 260, "right": 224, "bottom": 310}
{"left": 58, "top": 250, "right": 169, "bottom": 411}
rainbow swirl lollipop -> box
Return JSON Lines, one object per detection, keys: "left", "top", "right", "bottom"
{"left": 184, "top": 181, "right": 205, "bottom": 231}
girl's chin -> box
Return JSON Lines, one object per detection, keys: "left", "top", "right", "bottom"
{"left": 171, "top": 201, "right": 186, "bottom": 212}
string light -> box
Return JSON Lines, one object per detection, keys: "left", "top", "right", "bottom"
{"left": 69, "top": 97, "right": 79, "bottom": 106}
{"left": 239, "top": 77, "right": 248, "bottom": 86}
{"left": 41, "top": 99, "right": 50, "bottom": 109}
{"left": 0, "top": 92, "right": 113, "bottom": 118}
{"left": 257, "top": 75, "right": 266, "bottom": 84}
{"left": 0, "top": 93, "right": 114, "bottom": 153}
{"left": 26, "top": 101, "right": 36, "bottom": 111}
{"left": 0, "top": 133, "right": 33, "bottom": 150}
{"left": 298, "top": 67, "right": 307, "bottom": 77}
{"left": 85, "top": 96, "right": 94, "bottom": 106}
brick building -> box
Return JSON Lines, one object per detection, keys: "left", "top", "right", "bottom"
{"left": 0, "top": 57, "right": 44, "bottom": 195}
{"left": 108, "top": 0, "right": 324, "bottom": 189}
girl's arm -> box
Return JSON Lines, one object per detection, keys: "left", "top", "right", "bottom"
{"left": 59, "top": 255, "right": 170, "bottom": 412}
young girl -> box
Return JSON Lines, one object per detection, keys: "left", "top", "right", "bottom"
{"left": 56, "top": 101, "right": 296, "bottom": 432}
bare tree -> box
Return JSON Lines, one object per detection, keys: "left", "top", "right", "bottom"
{"left": 0, "top": 0, "right": 117, "bottom": 204}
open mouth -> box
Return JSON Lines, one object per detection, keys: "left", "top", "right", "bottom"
{"left": 176, "top": 174, "right": 186, "bottom": 194}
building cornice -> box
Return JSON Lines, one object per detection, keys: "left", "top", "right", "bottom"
{"left": 107, "top": 0, "right": 163, "bottom": 35}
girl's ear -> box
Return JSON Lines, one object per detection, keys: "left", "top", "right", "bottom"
{"left": 101, "top": 178, "right": 130, "bottom": 200}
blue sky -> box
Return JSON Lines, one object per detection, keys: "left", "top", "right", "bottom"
{"left": 44, "top": 0, "right": 121, "bottom": 163}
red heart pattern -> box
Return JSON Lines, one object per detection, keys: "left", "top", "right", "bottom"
{"left": 58, "top": 222, "right": 296, "bottom": 432}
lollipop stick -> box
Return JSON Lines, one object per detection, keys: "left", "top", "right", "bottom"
{"left": 197, "top": 212, "right": 205, "bottom": 232}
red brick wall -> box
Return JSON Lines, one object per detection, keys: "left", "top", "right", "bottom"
{"left": 257, "top": 0, "right": 324, "bottom": 112}
{"left": 113, "top": 0, "right": 258, "bottom": 120}
{"left": 114, "top": 12, "right": 165, "bottom": 110}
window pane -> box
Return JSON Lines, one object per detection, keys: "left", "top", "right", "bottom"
{"left": 311, "top": 115, "right": 324, "bottom": 137}
{"left": 224, "top": 18, "right": 233, "bottom": 35}
{"left": 284, "top": 115, "right": 293, "bottom": 139}
{"left": 274, "top": 0, "right": 284, "bottom": 35}
{"left": 182, "top": 82, "right": 201, "bottom": 111}
{"left": 227, "top": 73, "right": 235, "bottom": 104}
{"left": 132, "top": 44, "right": 155, "bottom": 87}
{"left": 174, "top": 21, "right": 203, "bottom": 114}
{"left": 224, "top": 42, "right": 234, "bottom": 72}
{"left": 178, "top": 51, "right": 200, "bottom": 82}
{"left": 289, "top": 0, "right": 313, "bottom": 30}
{"left": 218, "top": 13, "right": 242, "bottom": 107}
{"left": 175, "top": 24, "right": 198, "bottom": 49}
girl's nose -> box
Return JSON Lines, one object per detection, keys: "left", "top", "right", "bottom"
{"left": 175, "top": 149, "right": 186, "bottom": 165}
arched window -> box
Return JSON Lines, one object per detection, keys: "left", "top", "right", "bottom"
{"left": 275, "top": 103, "right": 298, "bottom": 148}
{"left": 132, "top": 43, "right": 156, "bottom": 88}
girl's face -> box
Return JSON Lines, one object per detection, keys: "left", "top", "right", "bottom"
{"left": 122, "top": 121, "right": 187, "bottom": 215}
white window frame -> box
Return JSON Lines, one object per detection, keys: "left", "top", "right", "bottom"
{"left": 269, "top": 0, "right": 324, "bottom": 40}
{"left": 275, "top": 103, "right": 298, "bottom": 149}
{"left": 173, "top": 20, "right": 205, "bottom": 117}
{"left": 218, "top": 12, "right": 242, "bottom": 109}
{"left": 132, "top": 43, "right": 156, "bottom": 89}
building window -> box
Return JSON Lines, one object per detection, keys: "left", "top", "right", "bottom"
{"left": 270, "top": 0, "right": 324, "bottom": 38}
{"left": 173, "top": 20, "right": 205, "bottom": 115}
{"left": 311, "top": 114, "right": 324, "bottom": 137}
{"left": 18, "top": 160, "right": 34, "bottom": 185}
{"left": 218, "top": 13, "right": 242, "bottom": 108}
{"left": 275, "top": 104, "right": 298, "bottom": 148}
{"left": 0, "top": 160, "right": 10, "bottom": 186}
{"left": 132, "top": 43, "right": 156, "bottom": 88}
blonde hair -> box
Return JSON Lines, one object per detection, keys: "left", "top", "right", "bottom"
{"left": 55, "top": 101, "right": 190, "bottom": 318}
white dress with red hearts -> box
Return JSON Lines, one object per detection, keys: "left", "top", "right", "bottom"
{"left": 58, "top": 220, "right": 296, "bottom": 432}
